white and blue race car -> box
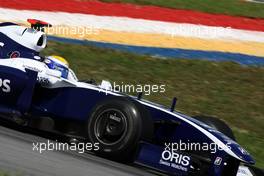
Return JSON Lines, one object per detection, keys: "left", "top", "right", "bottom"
{"left": 0, "top": 20, "right": 260, "bottom": 176}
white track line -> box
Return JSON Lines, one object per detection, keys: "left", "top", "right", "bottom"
{"left": 0, "top": 8, "right": 264, "bottom": 43}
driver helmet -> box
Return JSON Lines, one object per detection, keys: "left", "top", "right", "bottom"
{"left": 45, "top": 55, "right": 69, "bottom": 79}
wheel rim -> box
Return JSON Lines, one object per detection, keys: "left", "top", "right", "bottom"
{"left": 94, "top": 108, "right": 128, "bottom": 145}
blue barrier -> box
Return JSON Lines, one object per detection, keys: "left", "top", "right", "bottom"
{"left": 48, "top": 36, "right": 264, "bottom": 66}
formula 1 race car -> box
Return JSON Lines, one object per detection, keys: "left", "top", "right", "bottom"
{"left": 0, "top": 20, "right": 260, "bottom": 176}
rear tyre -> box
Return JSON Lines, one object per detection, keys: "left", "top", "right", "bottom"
{"left": 192, "top": 116, "right": 236, "bottom": 141}
{"left": 87, "top": 97, "right": 153, "bottom": 162}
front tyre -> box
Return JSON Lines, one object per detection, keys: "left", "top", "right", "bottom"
{"left": 193, "top": 116, "right": 236, "bottom": 141}
{"left": 87, "top": 97, "right": 152, "bottom": 162}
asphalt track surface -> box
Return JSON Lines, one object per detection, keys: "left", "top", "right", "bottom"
{"left": 0, "top": 125, "right": 157, "bottom": 176}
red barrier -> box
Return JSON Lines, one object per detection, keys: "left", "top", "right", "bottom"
{"left": 1, "top": 0, "right": 264, "bottom": 31}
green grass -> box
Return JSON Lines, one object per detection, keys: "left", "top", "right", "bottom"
{"left": 101, "top": 0, "right": 264, "bottom": 18}
{"left": 0, "top": 170, "right": 19, "bottom": 176}
{"left": 0, "top": 173, "right": 8, "bottom": 176}
{"left": 0, "top": 172, "right": 8, "bottom": 176}
{"left": 43, "top": 41, "right": 264, "bottom": 168}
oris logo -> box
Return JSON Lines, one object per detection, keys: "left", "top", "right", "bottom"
{"left": 161, "top": 150, "right": 190, "bottom": 166}
{"left": 0, "top": 79, "right": 11, "bottom": 93}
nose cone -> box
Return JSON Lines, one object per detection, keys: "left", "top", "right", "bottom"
{"left": 229, "top": 143, "right": 255, "bottom": 164}
{"left": 198, "top": 123, "right": 256, "bottom": 165}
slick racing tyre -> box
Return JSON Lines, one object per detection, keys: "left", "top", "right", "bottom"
{"left": 87, "top": 96, "right": 153, "bottom": 162}
{"left": 192, "top": 116, "right": 236, "bottom": 141}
